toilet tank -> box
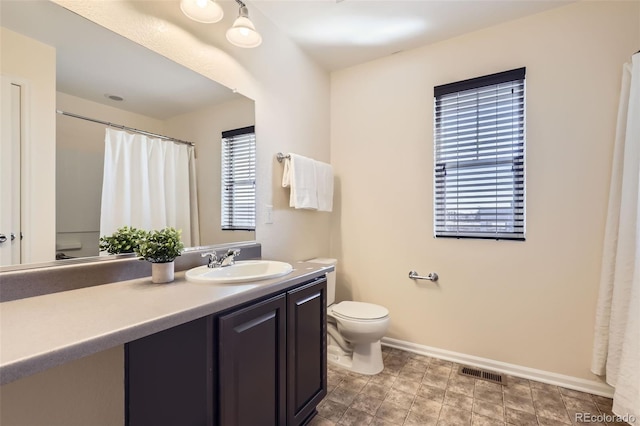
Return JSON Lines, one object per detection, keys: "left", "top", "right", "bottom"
{"left": 306, "top": 258, "right": 337, "bottom": 306}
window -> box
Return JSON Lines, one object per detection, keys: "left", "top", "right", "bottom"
{"left": 221, "top": 126, "right": 256, "bottom": 231}
{"left": 434, "top": 68, "right": 525, "bottom": 240}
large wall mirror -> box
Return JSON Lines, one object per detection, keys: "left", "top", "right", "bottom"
{"left": 1, "top": 0, "right": 256, "bottom": 267}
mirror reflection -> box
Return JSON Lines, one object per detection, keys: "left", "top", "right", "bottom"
{"left": 0, "top": 0, "right": 256, "bottom": 267}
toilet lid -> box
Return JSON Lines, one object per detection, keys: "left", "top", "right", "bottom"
{"left": 332, "top": 301, "right": 389, "bottom": 320}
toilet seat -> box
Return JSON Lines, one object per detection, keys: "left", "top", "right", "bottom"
{"left": 331, "top": 301, "right": 389, "bottom": 321}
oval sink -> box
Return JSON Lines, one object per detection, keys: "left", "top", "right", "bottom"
{"left": 185, "top": 260, "right": 294, "bottom": 284}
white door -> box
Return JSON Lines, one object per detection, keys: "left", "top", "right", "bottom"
{"left": 0, "top": 76, "right": 23, "bottom": 265}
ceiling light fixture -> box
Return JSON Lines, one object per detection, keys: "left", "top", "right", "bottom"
{"left": 226, "top": 0, "right": 262, "bottom": 48}
{"left": 180, "top": 0, "right": 224, "bottom": 24}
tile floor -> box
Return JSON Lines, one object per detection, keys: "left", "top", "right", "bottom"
{"left": 311, "top": 347, "right": 626, "bottom": 426}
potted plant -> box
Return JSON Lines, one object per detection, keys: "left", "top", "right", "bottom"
{"left": 99, "top": 226, "right": 145, "bottom": 255}
{"left": 135, "top": 227, "right": 185, "bottom": 283}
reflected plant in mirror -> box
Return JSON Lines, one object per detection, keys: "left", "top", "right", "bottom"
{"left": 98, "top": 226, "right": 145, "bottom": 255}
{"left": 0, "top": 0, "right": 256, "bottom": 268}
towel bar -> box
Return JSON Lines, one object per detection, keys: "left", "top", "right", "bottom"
{"left": 408, "top": 271, "right": 439, "bottom": 281}
{"left": 276, "top": 152, "right": 290, "bottom": 163}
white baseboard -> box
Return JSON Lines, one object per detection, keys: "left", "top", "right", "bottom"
{"left": 381, "top": 337, "right": 614, "bottom": 398}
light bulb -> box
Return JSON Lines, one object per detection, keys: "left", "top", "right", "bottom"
{"left": 180, "top": 0, "right": 223, "bottom": 24}
{"left": 226, "top": 6, "right": 262, "bottom": 48}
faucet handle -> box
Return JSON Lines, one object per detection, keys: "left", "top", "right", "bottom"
{"left": 201, "top": 251, "right": 217, "bottom": 259}
{"left": 227, "top": 248, "right": 241, "bottom": 257}
{"left": 217, "top": 248, "right": 241, "bottom": 267}
{"left": 201, "top": 251, "right": 218, "bottom": 268}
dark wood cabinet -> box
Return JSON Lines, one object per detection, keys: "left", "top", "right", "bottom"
{"left": 218, "top": 293, "right": 287, "bottom": 426}
{"left": 126, "top": 316, "right": 214, "bottom": 426}
{"left": 286, "top": 281, "right": 327, "bottom": 425}
{"left": 125, "top": 276, "right": 326, "bottom": 426}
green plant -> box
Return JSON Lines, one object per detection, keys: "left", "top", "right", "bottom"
{"left": 99, "top": 226, "right": 145, "bottom": 255}
{"left": 135, "top": 227, "right": 185, "bottom": 263}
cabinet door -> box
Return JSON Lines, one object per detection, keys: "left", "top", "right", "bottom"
{"left": 287, "top": 278, "right": 327, "bottom": 425}
{"left": 126, "top": 316, "right": 214, "bottom": 426}
{"left": 218, "top": 294, "right": 287, "bottom": 426}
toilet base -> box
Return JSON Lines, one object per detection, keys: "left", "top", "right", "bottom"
{"left": 327, "top": 339, "right": 384, "bottom": 375}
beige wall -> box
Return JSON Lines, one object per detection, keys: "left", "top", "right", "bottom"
{"left": 330, "top": 1, "right": 639, "bottom": 381}
{"left": 57, "top": 91, "right": 166, "bottom": 153}
{"left": 164, "top": 96, "right": 255, "bottom": 245}
{"left": 1, "top": 27, "right": 56, "bottom": 263}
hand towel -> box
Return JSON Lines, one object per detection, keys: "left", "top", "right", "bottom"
{"left": 282, "top": 153, "right": 318, "bottom": 209}
{"left": 315, "top": 160, "right": 334, "bottom": 212}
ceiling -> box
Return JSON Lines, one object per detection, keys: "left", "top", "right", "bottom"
{"left": 252, "top": 0, "right": 574, "bottom": 71}
{"left": 0, "top": 0, "right": 574, "bottom": 117}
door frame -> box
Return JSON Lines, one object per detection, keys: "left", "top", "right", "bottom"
{"left": 1, "top": 74, "right": 32, "bottom": 265}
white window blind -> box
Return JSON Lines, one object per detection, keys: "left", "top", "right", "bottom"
{"left": 221, "top": 126, "right": 256, "bottom": 231}
{"left": 434, "top": 68, "right": 525, "bottom": 240}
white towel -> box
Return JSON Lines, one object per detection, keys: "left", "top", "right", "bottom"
{"left": 315, "top": 160, "right": 334, "bottom": 212}
{"left": 282, "top": 154, "right": 318, "bottom": 209}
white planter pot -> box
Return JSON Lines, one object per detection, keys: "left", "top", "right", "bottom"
{"left": 151, "top": 261, "right": 175, "bottom": 284}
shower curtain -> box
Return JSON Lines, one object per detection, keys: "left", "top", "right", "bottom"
{"left": 592, "top": 53, "right": 639, "bottom": 425}
{"left": 100, "top": 128, "right": 200, "bottom": 247}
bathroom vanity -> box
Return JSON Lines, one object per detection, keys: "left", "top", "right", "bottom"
{"left": 0, "top": 247, "right": 330, "bottom": 426}
{"left": 126, "top": 275, "right": 327, "bottom": 426}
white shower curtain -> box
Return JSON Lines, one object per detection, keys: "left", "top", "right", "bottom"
{"left": 592, "top": 53, "right": 639, "bottom": 425}
{"left": 100, "top": 128, "right": 200, "bottom": 247}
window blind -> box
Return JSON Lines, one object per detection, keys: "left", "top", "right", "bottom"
{"left": 221, "top": 126, "right": 256, "bottom": 231}
{"left": 434, "top": 68, "right": 525, "bottom": 240}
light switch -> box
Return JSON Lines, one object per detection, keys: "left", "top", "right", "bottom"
{"left": 264, "top": 204, "right": 273, "bottom": 224}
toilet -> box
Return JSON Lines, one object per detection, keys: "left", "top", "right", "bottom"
{"left": 308, "top": 258, "right": 390, "bottom": 375}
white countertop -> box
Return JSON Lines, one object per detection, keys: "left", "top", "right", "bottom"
{"left": 0, "top": 262, "right": 331, "bottom": 385}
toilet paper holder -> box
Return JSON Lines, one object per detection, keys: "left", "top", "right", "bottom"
{"left": 408, "top": 271, "right": 439, "bottom": 281}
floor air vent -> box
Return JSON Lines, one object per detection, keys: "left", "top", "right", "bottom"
{"left": 458, "top": 366, "right": 506, "bottom": 386}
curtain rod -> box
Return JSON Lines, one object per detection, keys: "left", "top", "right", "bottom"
{"left": 56, "top": 110, "right": 195, "bottom": 147}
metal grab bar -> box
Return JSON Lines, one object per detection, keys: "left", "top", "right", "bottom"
{"left": 408, "top": 271, "right": 439, "bottom": 281}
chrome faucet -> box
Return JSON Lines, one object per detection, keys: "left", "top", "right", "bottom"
{"left": 201, "top": 249, "right": 241, "bottom": 268}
